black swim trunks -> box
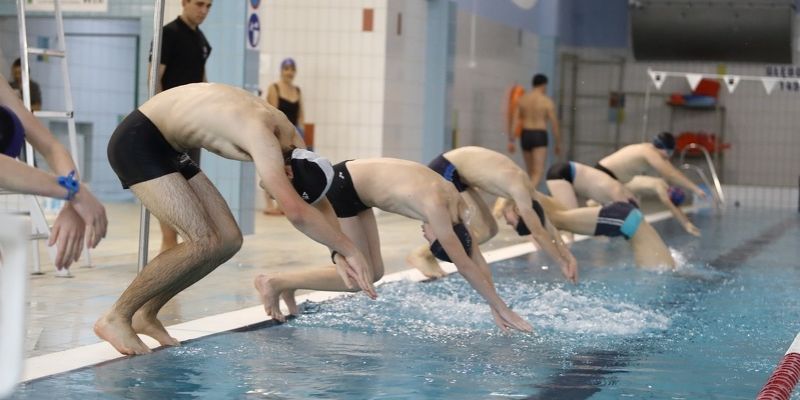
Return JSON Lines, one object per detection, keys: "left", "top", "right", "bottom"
{"left": 326, "top": 161, "right": 370, "bottom": 218}
{"left": 594, "top": 162, "right": 619, "bottom": 181}
{"left": 107, "top": 110, "right": 200, "bottom": 189}
{"left": 594, "top": 202, "right": 643, "bottom": 240}
{"left": 546, "top": 161, "right": 576, "bottom": 183}
{"left": 428, "top": 154, "right": 469, "bottom": 192}
{"left": 520, "top": 129, "right": 548, "bottom": 151}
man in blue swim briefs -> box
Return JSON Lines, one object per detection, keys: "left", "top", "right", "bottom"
{"left": 254, "top": 158, "right": 533, "bottom": 333}
{"left": 501, "top": 196, "right": 675, "bottom": 269}
{"left": 409, "top": 146, "right": 577, "bottom": 283}
{"left": 96, "top": 83, "right": 376, "bottom": 355}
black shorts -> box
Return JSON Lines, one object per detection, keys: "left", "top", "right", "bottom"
{"left": 593, "top": 162, "right": 619, "bottom": 181}
{"left": 107, "top": 110, "right": 201, "bottom": 189}
{"left": 595, "top": 202, "right": 643, "bottom": 240}
{"left": 546, "top": 161, "right": 575, "bottom": 183}
{"left": 520, "top": 129, "right": 548, "bottom": 151}
{"left": 326, "top": 161, "right": 370, "bottom": 218}
{"left": 428, "top": 154, "right": 469, "bottom": 192}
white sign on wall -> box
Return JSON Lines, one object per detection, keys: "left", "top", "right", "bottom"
{"left": 26, "top": 0, "right": 108, "bottom": 13}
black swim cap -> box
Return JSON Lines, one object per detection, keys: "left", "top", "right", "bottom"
{"left": 430, "top": 223, "right": 473, "bottom": 263}
{"left": 0, "top": 106, "right": 25, "bottom": 158}
{"left": 532, "top": 74, "right": 548, "bottom": 87}
{"left": 289, "top": 148, "right": 333, "bottom": 205}
{"left": 652, "top": 132, "right": 675, "bottom": 152}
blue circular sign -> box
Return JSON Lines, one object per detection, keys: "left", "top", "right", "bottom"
{"left": 250, "top": 0, "right": 260, "bottom": 9}
{"left": 248, "top": 13, "right": 260, "bottom": 48}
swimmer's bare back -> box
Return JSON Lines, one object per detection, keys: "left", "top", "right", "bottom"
{"left": 517, "top": 91, "right": 553, "bottom": 131}
{"left": 344, "top": 158, "right": 462, "bottom": 223}
{"left": 138, "top": 83, "right": 301, "bottom": 161}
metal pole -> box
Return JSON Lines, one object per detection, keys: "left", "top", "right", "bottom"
{"left": 15, "top": 0, "right": 35, "bottom": 166}
{"left": 138, "top": 0, "right": 165, "bottom": 272}
{"left": 641, "top": 78, "right": 651, "bottom": 142}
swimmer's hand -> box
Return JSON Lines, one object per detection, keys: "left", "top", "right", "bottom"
{"left": 560, "top": 254, "right": 578, "bottom": 284}
{"left": 49, "top": 205, "right": 85, "bottom": 269}
{"left": 333, "top": 252, "right": 378, "bottom": 299}
{"left": 69, "top": 186, "right": 108, "bottom": 248}
{"left": 492, "top": 307, "right": 533, "bottom": 333}
{"left": 694, "top": 189, "right": 708, "bottom": 200}
{"left": 507, "top": 140, "right": 516, "bottom": 154}
{"left": 684, "top": 222, "right": 701, "bottom": 237}
{"left": 554, "top": 143, "right": 562, "bottom": 157}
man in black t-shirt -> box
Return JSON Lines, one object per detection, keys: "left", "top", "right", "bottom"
{"left": 149, "top": 0, "right": 212, "bottom": 254}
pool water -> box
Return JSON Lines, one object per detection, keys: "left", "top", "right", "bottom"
{"left": 12, "top": 209, "right": 800, "bottom": 399}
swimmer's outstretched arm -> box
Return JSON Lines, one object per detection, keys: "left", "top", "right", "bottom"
{"left": 427, "top": 205, "right": 532, "bottom": 333}
{"left": 644, "top": 150, "right": 705, "bottom": 197}
{"left": 511, "top": 191, "right": 577, "bottom": 283}
{"left": 250, "top": 139, "right": 376, "bottom": 298}
{"left": 654, "top": 185, "right": 701, "bottom": 237}
{"left": 0, "top": 155, "right": 73, "bottom": 198}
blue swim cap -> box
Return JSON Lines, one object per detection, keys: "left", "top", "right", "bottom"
{"left": 280, "top": 58, "right": 296, "bottom": 69}
{"left": 430, "top": 223, "right": 473, "bottom": 263}
{"left": 0, "top": 106, "right": 24, "bottom": 158}
{"left": 667, "top": 186, "right": 686, "bottom": 206}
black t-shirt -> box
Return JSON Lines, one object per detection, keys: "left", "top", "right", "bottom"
{"left": 151, "top": 17, "right": 211, "bottom": 90}
{"left": 10, "top": 79, "right": 42, "bottom": 106}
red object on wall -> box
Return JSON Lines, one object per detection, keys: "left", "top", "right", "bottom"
{"left": 363, "top": 9, "right": 374, "bottom": 32}
{"left": 694, "top": 78, "right": 721, "bottom": 98}
{"left": 676, "top": 131, "right": 731, "bottom": 155}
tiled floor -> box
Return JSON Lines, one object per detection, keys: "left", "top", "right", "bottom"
{"left": 21, "top": 202, "right": 528, "bottom": 357}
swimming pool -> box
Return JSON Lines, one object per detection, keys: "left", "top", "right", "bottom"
{"left": 11, "top": 209, "right": 800, "bottom": 399}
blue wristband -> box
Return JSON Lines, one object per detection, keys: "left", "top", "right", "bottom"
{"left": 57, "top": 170, "right": 80, "bottom": 201}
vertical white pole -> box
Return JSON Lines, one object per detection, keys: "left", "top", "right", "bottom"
{"left": 138, "top": 0, "right": 166, "bottom": 272}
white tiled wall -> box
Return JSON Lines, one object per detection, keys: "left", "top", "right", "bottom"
{"left": 381, "top": 0, "right": 427, "bottom": 162}
{"left": 259, "top": 0, "right": 388, "bottom": 164}
{"left": 451, "top": 9, "right": 540, "bottom": 165}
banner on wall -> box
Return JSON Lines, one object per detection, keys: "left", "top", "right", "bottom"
{"left": 26, "top": 0, "right": 108, "bottom": 12}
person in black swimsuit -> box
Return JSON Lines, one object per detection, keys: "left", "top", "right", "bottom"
{"left": 264, "top": 58, "right": 305, "bottom": 215}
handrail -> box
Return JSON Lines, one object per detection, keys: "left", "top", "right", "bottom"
{"left": 679, "top": 143, "right": 725, "bottom": 206}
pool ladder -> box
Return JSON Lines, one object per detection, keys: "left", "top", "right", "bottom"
{"left": 678, "top": 143, "right": 725, "bottom": 210}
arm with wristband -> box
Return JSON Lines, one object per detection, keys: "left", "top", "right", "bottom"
{"left": 1, "top": 75, "right": 107, "bottom": 269}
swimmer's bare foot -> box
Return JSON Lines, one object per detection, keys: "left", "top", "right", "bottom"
{"left": 132, "top": 311, "right": 180, "bottom": 347}
{"left": 407, "top": 248, "right": 446, "bottom": 279}
{"left": 94, "top": 312, "right": 152, "bottom": 355}
{"left": 280, "top": 290, "right": 299, "bottom": 316}
{"left": 254, "top": 274, "right": 286, "bottom": 322}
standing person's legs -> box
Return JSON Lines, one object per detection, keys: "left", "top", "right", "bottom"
{"left": 131, "top": 173, "right": 242, "bottom": 346}
{"left": 254, "top": 209, "right": 383, "bottom": 321}
{"left": 94, "top": 172, "right": 240, "bottom": 355}
{"left": 158, "top": 149, "right": 202, "bottom": 253}
{"left": 530, "top": 146, "right": 547, "bottom": 189}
